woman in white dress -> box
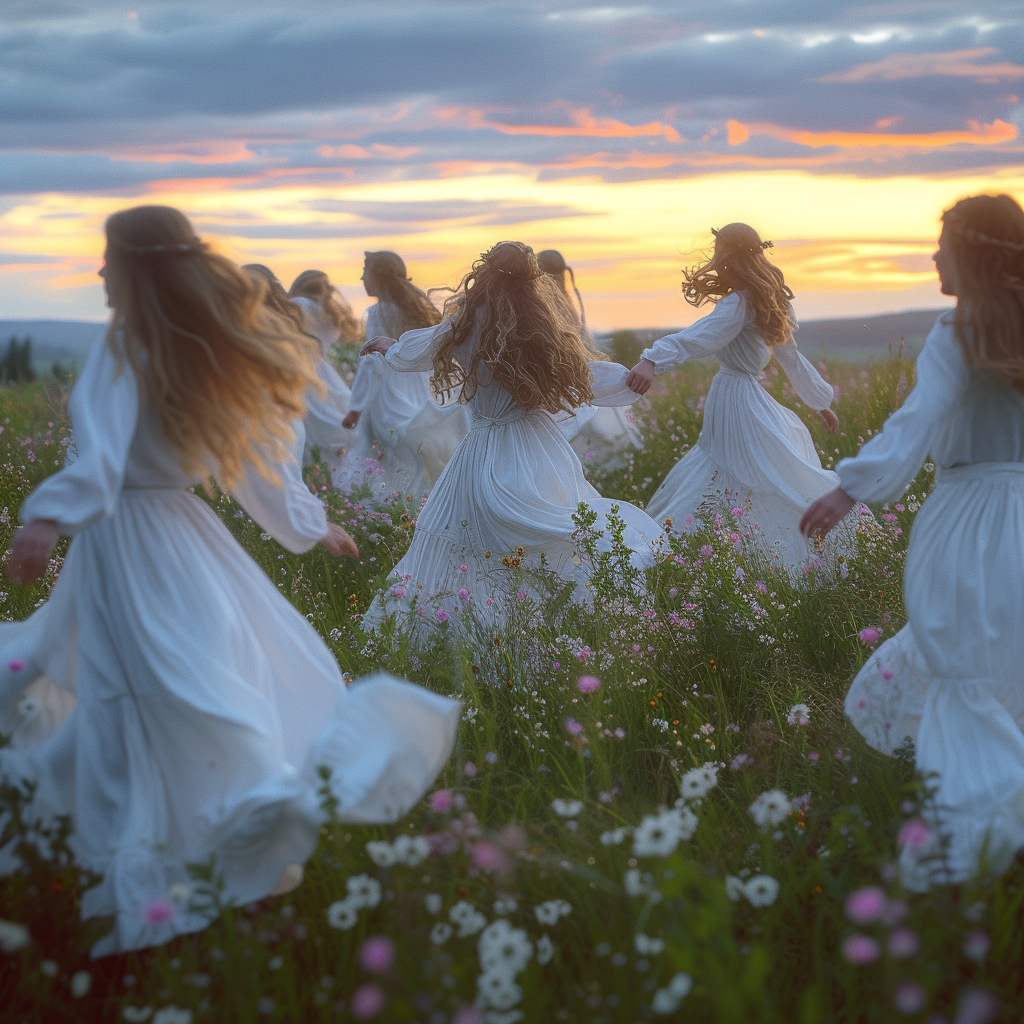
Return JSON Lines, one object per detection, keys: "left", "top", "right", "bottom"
{"left": 626, "top": 223, "right": 854, "bottom": 570}
{"left": 334, "top": 251, "right": 468, "bottom": 501}
{"left": 242, "top": 264, "right": 350, "bottom": 466}
{"left": 359, "top": 241, "right": 663, "bottom": 632}
{"left": 802, "top": 194, "right": 1024, "bottom": 889}
{"left": 537, "top": 249, "right": 644, "bottom": 474}
{"left": 0, "top": 207, "right": 461, "bottom": 955}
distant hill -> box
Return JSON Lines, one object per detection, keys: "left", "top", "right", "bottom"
{"left": 1, "top": 308, "right": 950, "bottom": 372}
{"left": 596, "top": 307, "right": 950, "bottom": 363}
{"left": 0, "top": 319, "right": 105, "bottom": 369}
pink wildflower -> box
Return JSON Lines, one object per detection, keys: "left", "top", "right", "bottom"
{"left": 842, "top": 934, "right": 880, "bottom": 965}
{"left": 898, "top": 818, "right": 931, "bottom": 849}
{"left": 459, "top": 564, "right": 468, "bottom": 572}
{"left": 391, "top": 586, "right": 406, "bottom": 598}
{"left": 453, "top": 1008, "right": 482, "bottom": 1024}
{"left": 859, "top": 627, "right": 880, "bottom": 645}
{"left": 881, "top": 668, "right": 893, "bottom": 680}
{"left": 963, "top": 932, "right": 990, "bottom": 963}
{"left": 954, "top": 989, "right": 997, "bottom": 1024}
{"left": 577, "top": 676, "right": 601, "bottom": 693}
{"left": 351, "top": 984, "right": 386, "bottom": 1019}
{"left": 564, "top": 717, "right": 584, "bottom": 736}
{"left": 8, "top": 660, "right": 24, "bottom": 672}
{"left": 429, "top": 790, "right": 453, "bottom": 812}
{"left": 436, "top": 608, "right": 449, "bottom": 624}
{"left": 730, "top": 753, "right": 752, "bottom": 770}
{"left": 845, "top": 886, "right": 887, "bottom": 924}
{"left": 359, "top": 936, "right": 394, "bottom": 974}
{"left": 463, "top": 762, "right": 477, "bottom": 778}
{"left": 144, "top": 899, "right": 174, "bottom": 924}
{"left": 471, "top": 841, "right": 510, "bottom": 874}
{"left": 458, "top": 589, "right": 470, "bottom": 601}
{"left": 700, "top": 544, "right": 713, "bottom": 558}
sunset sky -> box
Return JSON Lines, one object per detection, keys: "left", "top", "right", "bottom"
{"left": 2, "top": 1, "right": 1023, "bottom": 329}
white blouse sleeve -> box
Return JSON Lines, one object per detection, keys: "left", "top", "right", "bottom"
{"left": 229, "top": 420, "right": 328, "bottom": 554}
{"left": 348, "top": 352, "right": 385, "bottom": 413}
{"left": 21, "top": 335, "right": 139, "bottom": 534}
{"left": 588, "top": 361, "right": 644, "bottom": 407}
{"left": 384, "top": 320, "right": 452, "bottom": 373}
{"left": 641, "top": 292, "right": 749, "bottom": 372}
{"left": 836, "top": 316, "right": 968, "bottom": 504}
{"left": 773, "top": 342, "right": 835, "bottom": 411}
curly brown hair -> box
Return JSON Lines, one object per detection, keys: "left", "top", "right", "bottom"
{"left": 105, "top": 208, "right": 320, "bottom": 489}
{"left": 288, "top": 269, "right": 360, "bottom": 344}
{"left": 682, "top": 222, "right": 795, "bottom": 347}
{"left": 431, "top": 241, "right": 595, "bottom": 413}
{"left": 363, "top": 251, "right": 440, "bottom": 335}
{"left": 942, "top": 194, "right": 1024, "bottom": 394}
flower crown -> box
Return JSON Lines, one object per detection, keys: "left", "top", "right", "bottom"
{"left": 711, "top": 228, "right": 773, "bottom": 251}
{"left": 114, "top": 241, "right": 203, "bottom": 256}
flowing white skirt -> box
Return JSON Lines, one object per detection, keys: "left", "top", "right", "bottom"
{"left": 304, "top": 359, "right": 351, "bottom": 462}
{"left": 0, "top": 489, "right": 460, "bottom": 955}
{"left": 363, "top": 410, "right": 663, "bottom": 632}
{"left": 845, "top": 462, "right": 1024, "bottom": 888}
{"left": 646, "top": 370, "right": 857, "bottom": 568}
{"left": 561, "top": 405, "right": 643, "bottom": 473}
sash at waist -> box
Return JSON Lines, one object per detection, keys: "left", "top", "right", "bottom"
{"left": 935, "top": 461, "right": 1024, "bottom": 485}
{"left": 469, "top": 408, "right": 529, "bottom": 431}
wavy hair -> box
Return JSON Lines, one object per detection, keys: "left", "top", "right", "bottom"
{"left": 363, "top": 251, "right": 440, "bottom": 335}
{"left": 105, "top": 207, "right": 321, "bottom": 488}
{"left": 431, "top": 241, "right": 595, "bottom": 412}
{"left": 682, "top": 222, "right": 795, "bottom": 347}
{"left": 288, "top": 269, "right": 360, "bottom": 344}
{"left": 942, "top": 194, "right": 1024, "bottom": 394}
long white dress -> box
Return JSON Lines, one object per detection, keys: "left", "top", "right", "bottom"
{"left": 291, "top": 296, "right": 351, "bottom": 465}
{"left": 0, "top": 337, "right": 461, "bottom": 955}
{"left": 558, "top": 403, "right": 644, "bottom": 474}
{"left": 361, "top": 314, "right": 664, "bottom": 632}
{"left": 837, "top": 313, "right": 1024, "bottom": 889}
{"left": 331, "top": 300, "right": 469, "bottom": 501}
{"left": 642, "top": 291, "right": 857, "bottom": 568}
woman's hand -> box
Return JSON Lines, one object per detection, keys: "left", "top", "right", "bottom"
{"left": 318, "top": 522, "right": 359, "bottom": 559}
{"left": 7, "top": 519, "right": 60, "bottom": 584}
{"left": 819, "top": 408, "right": 839, "bottom": 433}
{"left": 800, "top": 487, "right": 855, "bottom": 539}
{"left": 341, "top": 410, "right": 361, "bottom": 430}
{"left": 359, "top": 335, "right": 396, "bottom": 357}
{"left": 625, "top": 359, "right": 656, "bottom": 396}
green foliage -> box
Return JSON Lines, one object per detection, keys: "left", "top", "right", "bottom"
{"left": 1, "top": 336, "right": 37, "bottom": 385}
{"left": 0, "top": 356, "right": 1019, "bottom": 1023}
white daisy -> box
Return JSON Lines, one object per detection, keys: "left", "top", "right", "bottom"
{"left": 365, "top": 840, "right": 396, "bottom": 867}
{"left": 679, "top": 765, "right": 718, "bottom": 800}
{"left": 749, "top": 789, "right": 791, "bottom": 828}
{"left": 725, "top": 876, "right": 745, "bottom": 902}
{"left": 632, "top": 810, "right": 684, "bottom": 857}
{"left": 634, "top": 933, "right": 665, "bottom": 955}
{"left": 0, "top": 919, "right": 30, "bottom": 953}
{"left": 477, "top": 971, "right": 523, "bottom": 1010}
{"left": 535, "top": 934, "right": 554, "bottom": 966}
{"left": 392, "top": 834, "right": 431, "bottom": 866}
{"left": 600, "top": 827, "right": 629, "bottom": 845}
{"left": 478, "top": 920, "right": 533, "bottom": 977}
{"left": 533, "top": 900, "right": 572, "bottom": 926}
{"left": 744, "top": 875, "right": 780, "bottom": 907}
{"left": 326, "top": 900, "right": 358, "bottom": 930}
{"left": 787, "top": 703, "right": 811, "bottom": 726}
{"left": 551, "top": 799, "right": 584, "bottom": 817}
{"left": 345, "top": 874, "right": 382, "bottom": 909}
{"left": 424, "top": 893, "right": 443, "bottom": 915}
{"left": 449, "top": 900, "right": 487, "bottom": 937}
{"left": 429, "top": 922, "right": 453, "bottom": 945}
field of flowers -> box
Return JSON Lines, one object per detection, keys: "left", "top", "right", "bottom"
{"left": 1, "top": 353, "right": 1022, "bottom": 1024}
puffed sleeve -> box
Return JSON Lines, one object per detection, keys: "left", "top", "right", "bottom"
{"left": 641, "top": 292, "right": 749, "bottom": 372}
{"left": 836, "top": 315, "right": 967, "bottom": 504}
{"left": 229, "top": 419, "right": 328, "bottom": 554}
{"left": 384, "top": 320, "right": 453, "bottom": 373}
{"left": 588, "top": 361, "right": 644, "bottom": 407}
{"left": 21, "top": 333, "right": 139, "bottom": 534}
{"left": 773, "top": 342, "right": 835, "bottom": 411}
{"left": 348, "top": 351, "right": 386, "bottom": 413}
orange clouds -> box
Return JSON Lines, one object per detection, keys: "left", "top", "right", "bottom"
{"left": 819, "top": 47, "right": 1024, "bottom": 84}
{"left": 317, "top": 143, "right": 422, "bottom": 160}
{"left": 726, "top": 118, "right": 1017, "bottom": 149}
{"left": 435, "top": 104, "right": 682, "bottom": 142}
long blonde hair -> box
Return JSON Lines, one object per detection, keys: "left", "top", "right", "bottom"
{"left": 536, "top": 249, "right": 589, "bottom": 336}
{"left": 682, "top": 222, "right": 795, "bottom": 347}
{"left": 105, "top": 207, "right": 321, "bottom": 488}
{"left": 942, "top": 194, "right": 1024, "bottom": 394}
{"left": 432, "top": 241, "right": 594, "bottom": 413}
{"left": 288, "top": 269, "right": 360, "bottom": 344}
{"left": 363, "top": 251, "right": 440, "bottom": 335}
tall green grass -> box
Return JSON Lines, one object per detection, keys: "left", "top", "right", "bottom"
{"left": 0, "top": 356, "right": 1020, "bottom": 1024}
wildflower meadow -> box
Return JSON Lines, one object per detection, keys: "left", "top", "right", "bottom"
{"left": 1, "top": 351, "right": 1020, "bottom": 1024}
